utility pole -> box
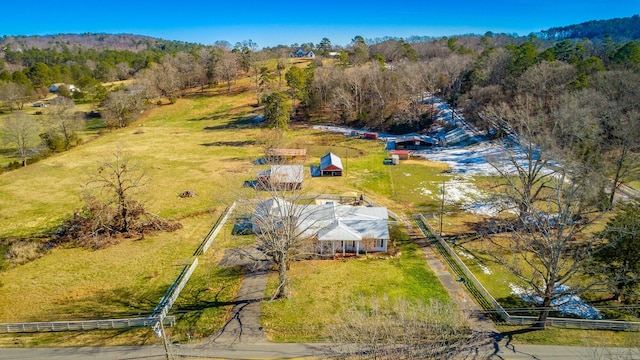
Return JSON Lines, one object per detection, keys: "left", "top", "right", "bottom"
{"left": 439, "top": 180, "right": 445, "bottom": 236}
{"left": 345, "top": 147, "right": 348, "bottom": 176}
{"left": 154, "top": 317, "right": 174, "bottom": 360}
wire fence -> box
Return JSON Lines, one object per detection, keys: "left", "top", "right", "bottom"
{"left": 413, "top": 214, "right": 640, "bottom": 332}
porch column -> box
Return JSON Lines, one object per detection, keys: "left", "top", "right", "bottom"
{"left": 355, "top": 241, "right": 359, "bottom": 256}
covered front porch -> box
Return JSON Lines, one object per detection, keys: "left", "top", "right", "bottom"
{"left": 317, "top": 238, "right": 387, "bottom": 256}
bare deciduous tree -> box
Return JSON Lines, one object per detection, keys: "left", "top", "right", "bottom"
{"left": 485, "top": 165, "right": 606, "bottom": 328}
{"left": 44, "top": 96, "right": 83, "bottom": 150}
{"left": 1, "top": 113, "right": 41, "bottom": 166}
{"left": 327, "top": 297, "right": 491, "bottom": 359}
{"left": 217, "top": 49, "right": 239, "bottom": 92}
{"left": 138, "top": 60, "right": 182, "bottom": 103}
{"left": 89, "top": 149, "right": 148, "bottom": 233}
{"left": 481, "top": 95, "right": 559, "bottom": 220}
{"left": 101, "top": 90, "right": 146, "bottom": 128}
{"left": 238, "top": 169, "right": 326, "bottom": 299}
{"left": 56, "top": 149, "right": 181, "bottom": 249}
{"left": 0, "top": 82, "right": 32, "bottom": 111}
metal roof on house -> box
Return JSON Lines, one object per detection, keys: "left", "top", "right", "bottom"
{"left": 302, "top": 202, "right": 389, "bottom": 241}
{"left": 317, "top": 220, "right": 362, "bottom": 241}
{"left": 395, "top": 134, "right": 437, "bottom": 145}
{"left": 252, "top": 199, "right": 390, "bottom": 242}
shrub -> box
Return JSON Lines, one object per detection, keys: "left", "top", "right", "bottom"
{"left": 55, "top": 195, "right": 182, "bottom": 250}
{"left": 6, "top": 241, "right": 44, "bottom": 266}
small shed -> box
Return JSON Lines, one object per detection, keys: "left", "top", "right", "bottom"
{"left": 257, "top": 165, "right": 304, "bottom": 190}
{"left": 389, "top": 150, "right": 409, "bottom": 160}
{"left": 319, "top": 152, "right": 343, "bottom": 176}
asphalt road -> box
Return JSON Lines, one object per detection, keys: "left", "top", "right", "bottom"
{"left": 1, "top": 341, "right": 639, "bottom": 359}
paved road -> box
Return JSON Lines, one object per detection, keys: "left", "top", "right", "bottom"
{"left": 1, "top": 341, "right": 638, "bottom": 359}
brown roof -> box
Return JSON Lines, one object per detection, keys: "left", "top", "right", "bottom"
{"left": 267, "top": 149, "right": 307, "bottom": 157}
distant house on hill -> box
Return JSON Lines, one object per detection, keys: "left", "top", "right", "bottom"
{"left": 290, "top": 48, "right": 315, "bottom": 58}
{"left": 49, "top": 83, "right": 78, "bottom": 93}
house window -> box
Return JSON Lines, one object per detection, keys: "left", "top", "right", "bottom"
{"left": 375, "top": 239, "right": 385, "bottom": 248}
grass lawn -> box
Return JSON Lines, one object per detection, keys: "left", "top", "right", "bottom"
{"left": 0, "top": 83, "right": 258, "bottom": 345}
{"left": 495, "top": 325, "right": 640, "bottom": 347}
{"left": 261, "top": 229, "right": 451, "bottom": 342}
{"left": 169, "top": 251, "right": 244, "bottom": 343}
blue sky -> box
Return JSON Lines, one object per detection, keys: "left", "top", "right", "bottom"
{"left": 1, "top": 1, "right": 638, "bottom": 48}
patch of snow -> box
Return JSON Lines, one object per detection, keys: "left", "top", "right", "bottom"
{"left": 457, "top": 250, "right": 475, "bottom": 259}
{"left": 509, "top": 283, "right": 604, "bottom": 320}
{"left": 478, "top": 264, "right": 492, "bottom": 275}
{"left": 312, "top": 95, "right": 548, "bottom": 217}
{"left": 418, "top": 188, "right": 432, "bottom": 196}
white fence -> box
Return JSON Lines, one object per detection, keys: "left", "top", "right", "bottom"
{"left": 0, "top": 316, "right": 175, "bottom": 333}
{"left": 200, "top": 202, "right": 236, "bottom": 255}
{"left": 413, "top": 214, "right": 640, "bottom": 331}
{"left": 0, "top": 203, "right": 238, "bottom": 334}
{"left": 152, "top": 257, "right": 199, "bottom": 319}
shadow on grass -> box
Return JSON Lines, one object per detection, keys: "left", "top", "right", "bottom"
{"left": 202, "top": 114, "right": 263, "bottom": 130}
{"left": 0, "top": 147, "right": 16, "bottom": 156}
{"left": 35, "top": 285, "right": 168, "bottom": 322}
{"left": 200, "top": 140, "right": 256, "bottom": 147}
{"left": 170, "top": 266, "right": 244, "bottom": 338}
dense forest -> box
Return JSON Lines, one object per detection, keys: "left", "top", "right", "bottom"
{"left": 539, "top": 14, "right": 640, "bottom": 41}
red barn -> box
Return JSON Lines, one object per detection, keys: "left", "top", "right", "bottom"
{"left": 319, "top": 152, "right": 343, "bottom": 176}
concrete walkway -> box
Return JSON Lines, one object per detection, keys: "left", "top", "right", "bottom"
{"left": 200, "top": 247, "right": 271, "bottom": 345}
